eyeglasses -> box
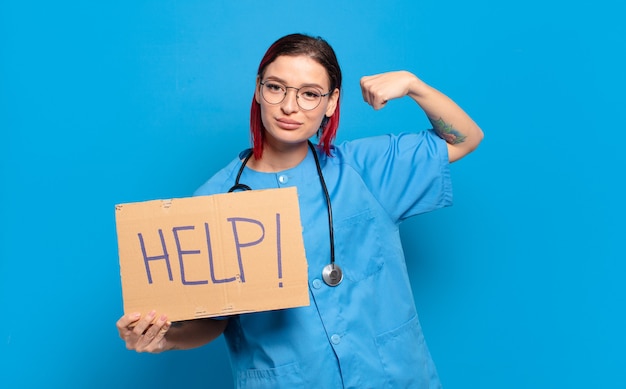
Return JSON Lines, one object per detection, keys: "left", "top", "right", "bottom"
{"left": 259, "top": 81, "right": 331, "bottom": 111}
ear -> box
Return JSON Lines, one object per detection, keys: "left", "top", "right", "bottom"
{"left": 255, "top": 76, "right": 261, "bottom": 104}
{"left": 325, "top": 88, "right": 340, "bottom": 117}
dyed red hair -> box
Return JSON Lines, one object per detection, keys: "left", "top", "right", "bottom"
{"left": 250, "top": 34, "right": 342, "bottom": 159}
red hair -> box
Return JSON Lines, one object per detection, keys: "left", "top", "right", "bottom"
{"left": 250, "top": 34, "right": 342, "bottom": 160}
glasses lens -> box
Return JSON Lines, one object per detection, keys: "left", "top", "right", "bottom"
{"left": 261, "top": 82, "right": 286, "bottom": 104}
{"left": 297, "top": 87, "right": 323, "bottom": 110}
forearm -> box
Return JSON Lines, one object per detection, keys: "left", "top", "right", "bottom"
{"left": 165, "top": 318, "right": 229, "bottom": 351}
{"left": 406, "top": 76, "right": 484, "bottom": 162}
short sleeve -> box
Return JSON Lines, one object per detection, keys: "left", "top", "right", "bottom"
{"left": 333, "top": 130, "right": 452, "bottom": 222}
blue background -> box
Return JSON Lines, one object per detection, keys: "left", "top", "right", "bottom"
{"left": 1, "top": 0, "right": 624, "bottom": 388}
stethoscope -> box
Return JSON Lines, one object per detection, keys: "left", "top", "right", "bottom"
{"left": 228, "top": 141, "right": 343, "bottom": 287}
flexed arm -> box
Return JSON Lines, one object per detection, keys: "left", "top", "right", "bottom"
{"left": 360, "top": 71, "right": 483, "bottom": 162}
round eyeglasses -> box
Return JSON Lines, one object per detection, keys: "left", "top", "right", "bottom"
{"left": 259, "top": 81, "right": 331, "bottom": 111}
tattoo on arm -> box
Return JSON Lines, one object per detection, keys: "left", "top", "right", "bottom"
{"left": 430, "top": 117, "right": 466, "bottom": 145}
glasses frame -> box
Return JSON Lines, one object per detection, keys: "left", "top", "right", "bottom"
{"left": 259, "top": 81, "right": 332, "bottom": 111}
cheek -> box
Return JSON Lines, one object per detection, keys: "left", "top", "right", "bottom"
{"left": 307, "top": 112, "right": 326, "bottom": 129}
{"left": 259, "top": 105, "right": 273, "bottom": 127}
{"left": 312, "top": 106, "right": 330, "bottom": 124}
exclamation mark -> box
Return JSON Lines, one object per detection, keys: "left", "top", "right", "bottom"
{"left": 276, "top": 213, "right": 283, "bottom": 287}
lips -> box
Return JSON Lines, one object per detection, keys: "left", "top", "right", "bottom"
{"left": 275, "top": 117, "right": 302, "bottom": 130}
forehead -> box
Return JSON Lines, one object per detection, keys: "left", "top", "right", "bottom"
{"left": 263, "top": 55, "right": 330, "bottom": 87}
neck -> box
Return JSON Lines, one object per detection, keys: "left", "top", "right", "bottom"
{"left": 249, "top": 141, "right": 310, "bottom": 172}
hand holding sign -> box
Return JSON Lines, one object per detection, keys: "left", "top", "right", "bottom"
{"left": 116, "top": 311, "right": 171, "bottom": 353}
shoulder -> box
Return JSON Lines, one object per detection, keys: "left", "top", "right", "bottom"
{"left": 193, "top": 150, "right": 250, "bottom": 196}
{"left": 329, "top": 130, "right": 448, "bottom": 168}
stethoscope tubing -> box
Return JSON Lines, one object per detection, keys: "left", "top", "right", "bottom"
{"left": 227, "top": 141, "right": 336, "bottom": 267}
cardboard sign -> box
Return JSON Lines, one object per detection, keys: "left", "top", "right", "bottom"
{"left": 115, "top": 187, "right": 310, "bottom": 322}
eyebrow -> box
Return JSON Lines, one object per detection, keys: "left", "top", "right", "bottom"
{"left": 263, "top": 76, "right": 326, "bottom": 90}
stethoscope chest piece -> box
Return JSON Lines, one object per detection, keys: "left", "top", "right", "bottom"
{"left": 322, "top": 263, "right": 343, "bottom": 287}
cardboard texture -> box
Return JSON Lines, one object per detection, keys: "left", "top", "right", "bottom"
{"left": 115, "top": 187, "right": 310, "bottom": 322}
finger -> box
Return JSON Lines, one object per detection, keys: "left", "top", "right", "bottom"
{"left": 138, "top": 315, "right": 170, "bottom": 352}
{"left": 367, "top": 89, "right": 387, "bottom": 110}
{"left": 142, "top": 314, "right": 168, "bottom": 343}
{"left": 151, "top": 318, "right": 172, "bottom": 352}
{"left": 118, "top": 315, "right": 144, "bottom": 350}
{"left": 362, "top": 86, "right": 381, "bottom": 108}
{"left": 360, "top": 79, "right": 371, "bottom": 104}
{"left": 117, "top": 313, "right": 142, "bottom": 347}
{"left": 360, "top": 75, "right": 389, "bottom": 110}
{"left": 116, "top": 312, "right": 141, "bottom": 331}
{"left": 132, "top": 310, "right": 156, "bottom": 337}
{"left": 360, "top": 75, "right": 377, "bottom": 104}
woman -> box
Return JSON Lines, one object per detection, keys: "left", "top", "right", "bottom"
{"left": 117, "top": 33, "right": 483, "bottom": 388}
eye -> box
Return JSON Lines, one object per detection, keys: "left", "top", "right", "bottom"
{"left": 264, "top": 82, "right": 285, "bottom": 93}
{"left": 300, "top": 88, "right": 322, "bottom": 100}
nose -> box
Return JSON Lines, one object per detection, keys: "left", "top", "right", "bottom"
{"left": 281, "top": 88, "right": 299, "bottom": 113}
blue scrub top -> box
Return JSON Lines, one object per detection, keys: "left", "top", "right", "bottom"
{"left": 194, "top": 131, "right": 452, "bottom": 389}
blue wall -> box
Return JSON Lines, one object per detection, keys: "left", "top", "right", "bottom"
{"left": 1, "top": 1, "right": 624, "bottom": 387}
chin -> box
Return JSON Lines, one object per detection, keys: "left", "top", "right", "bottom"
{"left": 267, "top": 130, "right": 316, "bottom": 146}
